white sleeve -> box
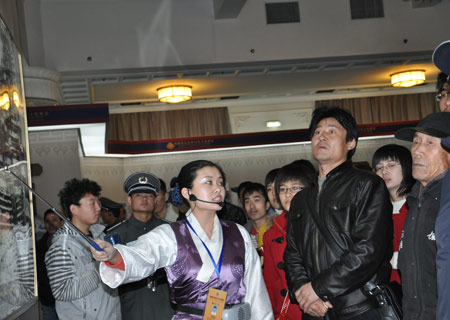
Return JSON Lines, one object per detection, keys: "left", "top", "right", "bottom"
{"left": 237, "top": 225, "right": 274, "bottom": 320}
{"left": 99, "top": 224, "right": 177, "bottom": 288}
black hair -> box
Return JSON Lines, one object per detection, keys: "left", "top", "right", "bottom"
{"left": 159, "top": 178, "right": 167, "bottom": 193}
{"left": 242, "top": 182, "right": 269, "bottom": 203}
{"left": 353, "top": 161, "right": 372, "bottom": 172}
{"left": 371, "top": 144, "right": 414, "bottom": 197}
{"left": 44, "top": 208, "right": 62, "bottom": 221}
{"left": 436, "top": 72, "right": 449, "bottom": 93}
{"left": 309, "top": 106, "right": 359, "bottom": 160}
{"left": 290, "top": 159, "right": 316, "bottom": 172}
{"left": 237, "top": 181, "right": 252, "bottom": 200}
{"left": 264, "top": 168, "right": 279, "bottom": 188}
{"left": 58, "top": 178, "right": 101, "bottom": 219}
{"left": 275, "top": 162, "right": 317, "bottom": 207}
{"left": 177, "top": 160, "right": 226, "bottom": 204}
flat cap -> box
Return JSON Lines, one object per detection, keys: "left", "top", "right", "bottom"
{"left": 123, "top": 172, "right": 160, "bottom": 195}
{"left": 433, "top": 40, "right": 450, "bottom": 75}
{"left": 395, "top": 112, "right": 450, "bottom": 142}
{"left": 100, "top": 197, "right": 123, "bottom": 211}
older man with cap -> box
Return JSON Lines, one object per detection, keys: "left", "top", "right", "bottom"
{"left": 432, "top": 40, "right": 450, "bottom": 320}
{"left": 107, "top": 172, "right": 174, "bottom": 320}
{"left": 395, "top": 112, "right": 450, "bottom": 320}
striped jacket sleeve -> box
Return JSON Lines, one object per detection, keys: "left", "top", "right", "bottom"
{"left": 45, "top": 244, "right": 100, "bottom": 302}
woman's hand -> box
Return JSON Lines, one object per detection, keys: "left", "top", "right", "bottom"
{"left": 90, "top": 239, "right": 120, "bottom": 264}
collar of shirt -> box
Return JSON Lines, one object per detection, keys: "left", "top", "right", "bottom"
{"left": 186, "top": 210, "right": 224, "bottom": 283}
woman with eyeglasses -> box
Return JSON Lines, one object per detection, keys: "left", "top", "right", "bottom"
{"left": 263, "top": 161, "right": 317, "bottom": 320}
{"left": 372, "top": 144, "right": 415, "bottom": 286}
{"left": 91, "top": 160, "right": 272, "bottom": 319}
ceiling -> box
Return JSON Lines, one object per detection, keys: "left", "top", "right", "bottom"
{"left": 58, "top": 50, "right": 439, "bottom": 110}
{"left": 23, "top": 0, "right": 446, "bottom": 157}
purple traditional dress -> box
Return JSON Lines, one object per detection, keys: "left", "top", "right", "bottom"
{"left": 98, "top": 212, "right": 273, "bottom": 320}
{"left": 168, "top": 220, "right": 246, "bottom": 319}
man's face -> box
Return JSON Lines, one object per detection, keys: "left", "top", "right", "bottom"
{"left": 44, "top": 212, "right": 63, "bottom": 234}
{"left": 72, "top": 193, "right": 101, "bottom": 226}
{"left": 244, "top": 191, "right": 270, "bottom": 222}
{"left": 411, "top": 132, "right": 450, "bottom": 186}
{"left": 154, "top": 189, "right": 169, "bottom": 218}
{"left": 100, "top": 210, "right": 115, "bottom": 226}
{"left": 128, "top": 192, "right": 155, "bottom": 215}
{"left": 311, "top": 117, "right": 355, "bottom": 167}
{"left": 266, "top": 182, "right": 281, "bottom": 210}
{"left": 439, "top": 82, "right": 450, "bottom": 113}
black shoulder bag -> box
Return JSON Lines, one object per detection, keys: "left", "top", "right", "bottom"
{"left": 306, "top": 198, "right": 402, "bottom": 320}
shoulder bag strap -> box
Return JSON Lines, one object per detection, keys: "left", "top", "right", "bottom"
{"left": 305, "top": 194, "right": 344, "bottom": 258}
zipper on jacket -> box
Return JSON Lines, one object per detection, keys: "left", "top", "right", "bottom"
{"left": 314, "top": 188, "right": 321, "bottom": 275}
{"left": 316, "top": 185, "right": 332, "bottom": 320}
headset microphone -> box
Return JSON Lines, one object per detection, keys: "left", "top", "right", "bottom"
{"left": 189, "top": 193, "right": 225, "bottom": 207}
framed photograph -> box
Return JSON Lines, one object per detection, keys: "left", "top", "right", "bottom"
{"left": 0, "top": 15, "right": 36, "bottom": 319}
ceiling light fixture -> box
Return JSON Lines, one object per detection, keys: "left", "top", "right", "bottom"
{"left": 157, "top": 85, "right": 192, "bottom": 103}
{"left": 390, "top": 70, "right": 425, "bottom": 88}
{"left": 266, "top": 120, "right": 281, "bottom": 128}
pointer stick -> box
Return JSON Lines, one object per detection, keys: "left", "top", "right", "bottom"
{"left": 4, "top": 166, "right": 104, "bottom": 251}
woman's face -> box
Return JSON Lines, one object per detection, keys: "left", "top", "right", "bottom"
{"left": 186, "top": 166, "right": 225, "bottom": 211}
{"left": 278, "top": 179, "right": 304, "bottom": 212}
{"left": 374, "top": 159, "right": 403, "bottom": 193}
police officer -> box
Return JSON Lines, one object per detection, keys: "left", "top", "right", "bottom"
{"left": 100, "top": 197, "right": 124, "bottom": 232}
{"left": 108, "top": 172, "right": 175, "bottom": 320}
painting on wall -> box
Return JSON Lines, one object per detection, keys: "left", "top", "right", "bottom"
{"left": 0, "top": 15, "right": 35, "bottom": 319}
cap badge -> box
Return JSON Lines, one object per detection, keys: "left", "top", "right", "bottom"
{"left": 139, "top": 176, "right": 148, "bottom": 184}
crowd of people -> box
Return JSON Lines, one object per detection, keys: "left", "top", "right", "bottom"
{"left": 33, "top": 41, "right": 450, "bottom": 320}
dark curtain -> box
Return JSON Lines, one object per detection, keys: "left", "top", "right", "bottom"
{"left": 315, "top": 92, "right": 439, "bottom": 124}
{"left": 107, "top": 107, "right": 232, "bottom": 141}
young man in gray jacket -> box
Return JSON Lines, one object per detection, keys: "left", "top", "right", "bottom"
{"left": 45, "top": 178, "right": 120, "bottom": 320}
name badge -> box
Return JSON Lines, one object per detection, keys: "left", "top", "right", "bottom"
{"left": 203, "top": 288, "right": 227, "bottom": 320}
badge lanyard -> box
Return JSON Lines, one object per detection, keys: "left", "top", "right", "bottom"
{"left": 186, "top": 219, "right": 225, "bottom": 282}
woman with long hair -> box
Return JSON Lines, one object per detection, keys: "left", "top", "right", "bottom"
{"left": 91, "top": 160, "right": 272, "bottom": 319}
{"left": 372, "top": 144, "right": 414, "bottom": 284}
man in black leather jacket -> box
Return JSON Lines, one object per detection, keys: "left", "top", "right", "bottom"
{"left": 284, "top": 107, "right": 393, "bottom": 320}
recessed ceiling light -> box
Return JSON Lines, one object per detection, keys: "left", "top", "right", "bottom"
{"left": 266, "top": 120, "right": 281, "bottom": 128}
{"left": 157, "top": 85, "right": 192, "bottom": 103}
{"left": 390, "top": 70, "right": 425, "bottom": 88}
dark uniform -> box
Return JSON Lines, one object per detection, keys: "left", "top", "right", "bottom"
{"left": 108, "top": 172, "right": 175, "bottom": 320}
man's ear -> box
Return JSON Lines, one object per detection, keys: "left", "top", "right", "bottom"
{"left": 181, "top": 188, "right": 189, "bottom": 201}
{"left": 127, "top": 196, "right": 132, "bottom": 206}
{"left": 265, "top": 201, "right": 271, "bottom": 211}
{"left": 347, "top": 139, "right": 357, "bottom": 151}
{"left": 164, "top": 192, "right": 169, "bottom": 202}
{"left": 69, "top": 204, "right": 78, "bottom": 218}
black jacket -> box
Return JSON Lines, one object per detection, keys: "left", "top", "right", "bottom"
{"left": 398, "top": 176, "right": 444, "bottom": 320}
{"left": 284, "top": 161, "right": 393, "bottom": 319}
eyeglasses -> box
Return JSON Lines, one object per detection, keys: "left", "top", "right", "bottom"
{"left": 374, "top": 163, "right": 399, "bottom": 174}
{"left": 77, "top": 200, "right": 101, "bottom": 208}
{"left": 436, "top": 92, "right": 450, "bottom": 102}
{"left": 279, "top": 186, "right": 304, "bottom": 194}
